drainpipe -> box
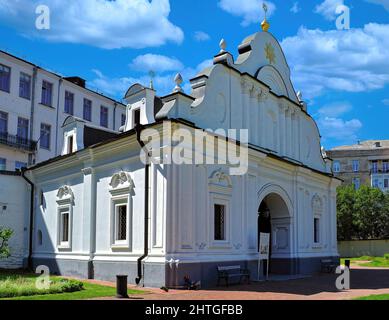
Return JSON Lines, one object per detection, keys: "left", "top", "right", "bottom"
{"left": 29, "top": 67, "right": 38, "bottom": 164}
{"left": 113, "top": 102, "right": 117, "bottom": 130}
{"left": 54, "top": 78, "right": 63, "bottom": 155}
{"left": 21, "top": 169, "right": 34, "bottom": 270}
{"left": 134, "top": 124, "right": 150, "bottom": 286}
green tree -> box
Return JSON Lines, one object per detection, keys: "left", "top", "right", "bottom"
{"left": 337, "top": 185, "right": 357, "bottom": 240}
{"left": 0, "top": 227, "right": 13, "bottom": 259}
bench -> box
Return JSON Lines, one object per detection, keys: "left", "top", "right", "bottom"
{"left": 217, "top": 265, "right": 250, "bottom": 287}
{"left": 321, "top": 259, "right": 337, "bottom": 273}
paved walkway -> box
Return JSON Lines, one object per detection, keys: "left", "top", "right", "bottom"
{"left": 89, "top": 267, "right": 389, "bottom": 300}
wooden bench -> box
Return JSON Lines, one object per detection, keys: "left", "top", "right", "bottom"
{"left": 217, "top": 265, "right": 250, "bottom": 287}
{"left": 321, "top": 259, "right": 337, "bottom": 273}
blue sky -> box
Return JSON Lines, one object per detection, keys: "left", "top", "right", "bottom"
{"left": 0, "top": 0, "right": 388, "bottom": 149}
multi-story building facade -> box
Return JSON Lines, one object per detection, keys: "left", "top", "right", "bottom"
{"left": 327, "top": 140, "right": 389, "bottom": 192}
{"left": 0, "top": 50, "right": 126, "bottom": 171}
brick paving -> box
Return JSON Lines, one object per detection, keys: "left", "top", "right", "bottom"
{"left": 88, "top": 267, "right": 389, "bottom": 300}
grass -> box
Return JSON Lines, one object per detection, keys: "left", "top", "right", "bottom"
{"left": 0, "top": 271, "right": 145, "bottom": 300}
{"left": 354, "top": 294, "right": 389, "bottom": 301}
{"left": 340, "top": 255, "right": 389, "bottom": 268}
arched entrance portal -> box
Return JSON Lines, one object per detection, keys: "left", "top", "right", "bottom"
{"left": 258, "top": 191, "right": 292, "bottom": 275}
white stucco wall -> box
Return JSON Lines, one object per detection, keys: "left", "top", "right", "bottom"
{"left": 0, "top": 173, "right": 30, "bottom": 269}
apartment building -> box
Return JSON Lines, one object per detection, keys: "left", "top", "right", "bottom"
{"left": 0, "top": 50, "right": 126, "bottom": 171}
{"left": 326, "top": 140, "right": 389, "bottom": 192}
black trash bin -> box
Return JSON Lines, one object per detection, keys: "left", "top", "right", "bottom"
{"left": 345, "top": 260, "right": 351, "bottom": 269}
{"left": 116, "top": 275, "right": 129, "bottom": 299}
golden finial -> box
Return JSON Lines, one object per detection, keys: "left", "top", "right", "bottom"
{"left": 261, "top": 2, "right": 270, "bottom": 32}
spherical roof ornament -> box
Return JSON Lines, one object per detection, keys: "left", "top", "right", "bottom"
{"left": 261, "top": 2, "right": 270, "bottom": 32}
{"left": 173, "top": 73, "right": 183, "bottom": 93}
{"left": 219, "top": 39, "right": 227, "bottom": 53}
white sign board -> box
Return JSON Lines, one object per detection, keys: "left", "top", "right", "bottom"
{"left": 259, "top": 233, "right": 270, "bottom": 260}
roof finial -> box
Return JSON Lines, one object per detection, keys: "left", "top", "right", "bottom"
{"left": 261, "top": 2, "right": 270, "bottom": 32}
{"left": 148, "top": 70, "right": 155, "bottom": 90}
{"left": 219, "top": 39, "right": 227, "bottom": 53}
{"left": 173, "top": 73, "right": 183, "bottom": 93}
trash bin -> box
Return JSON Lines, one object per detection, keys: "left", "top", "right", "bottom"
{"left": 116, "top": 275, "right": 129, "bottom": 299}
{"left": 345, "top": 260, "right": 351, "bottom": 269}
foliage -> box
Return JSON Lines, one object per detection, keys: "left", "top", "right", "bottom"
{"left": 337, "top": 185, "right": 389, "bottom": 240}
{"left": 0, "top": 227, "right": 13, "bottom": 259}
{"left": 0, "top": 274, "right": 83, "bottom": 298}
{"left": 340, "top": 255, "right": 389, "bottom": 268}
{"left": 355, "top": 294, "right": 389, "bottom": 300}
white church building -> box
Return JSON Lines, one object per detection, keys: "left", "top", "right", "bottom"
{"left": 24, "top": 23, "right": 340, "bottom": 288}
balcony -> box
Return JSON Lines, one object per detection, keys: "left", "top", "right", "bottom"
{"left": 0, "top": 132, "right": 37, "bottom": 152}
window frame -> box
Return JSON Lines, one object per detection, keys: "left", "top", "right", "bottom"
{"left": 0, "top": 111, "right": 8, "bottom": 135}
{"left": 333, "top": 161, "right": 341, "bottom": 173}
{"left": 352, "top": 160, "right": 360, "bottom": 173}
{"left": 0, "top": 158, "right": 6, "bottom": 171}
{"left": 110, "top": 195, "right": 132, "bottom": 250}
{"left": 209, "top": 195, "right": 231, "bottom": 248}
{"left": 100, "top": 105, "right": 109, "bottom": 128}
{"left": 17, "top": 117, "right": 29, "bottom": 140}
{"left": 58, "top": 207, "right": 71, "bottom": 248}
{"left": 40, "top": 123, "right": 51, "bottom": 150}
{"left": 64, "top": 91, "right": 74, "bottom": 115}
{"left": 83, "top": 98, "right": 92, "bottom": 122}
{"left": 0, "top": 64, "right": 11, "bottom": 93}
{"left": 132, "top": 108, "right": 140, "bottom": 128}
{"left": 314, "top": 217, "right": 320, "bottom": 244}
{"left": 19, "top": 72, "right": 31, "bottom": 100}
{"left": 41, "top": 80, "right": 53, "bottom": 107}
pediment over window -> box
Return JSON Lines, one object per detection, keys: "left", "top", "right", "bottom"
{"left": 312, "top": 194, "right": 323, "bottom": 212}
{"left": 109, "top": 171, "right": 134, "bottom": 194}
{"left": 56, "top": 186, "right": 74, "bottom": 203}
{"left": 209, "top": 169, "right": 233, "bottom": 188}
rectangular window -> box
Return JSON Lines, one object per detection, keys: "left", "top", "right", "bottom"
{"left": 383, "top": 161, "right": 389, "bottom": 173}
{"left": 0, "top": 158, "right": 6, "bottom": 171}
{"left": 372, "top": 161, "right": 378, "bottom": 174}
{"left": 19, "top": 73, "right": 31, "bottom": 100}
{"left": 372, "top": 178, "right": 379, "bottom": 188}
{"left": 0, "top": 64, "right": 11, "bottom": 92}
{"left": 64, "top": 91, "right": 74, "bottom": 115}
{"left": 115, "top": 204, "right": 127, "bottom": 242}
{"left": 40, "top": 123, "right": 51, "bottom": 150}
{"left": 352, "top": 160, "right": 359, "bottom": 172}
{"left": 83, "top": 99, "right": 92, "bottom": 121}
{"left": 60, "top": 211, "right": 70, "bottom": 243}
{"left": 133, "top": 109, "right": 140, "bottom": 127}
{"left": 17, "top": 117, "right": 29, "bottom": 140}
{"left": 100, "top": 106, "right": 109, "bottom": 128}
{"left": 0, "top": 111, "right": 8, "bottom": 135}
{"left": 214, "top": 204, "right": 226, "bottom": 241}
{"left": 121, "top": 113, "right": 126, "bottom": 127}
{"left": 67, "top": 135, "right": 74, "bottom": 154}
{"left": 15, "top": 161, "right": 27, "bottom": 171}
{"left": 314, "top": 218, "right": 320, "bottom": 244}
{"left": 41, "top": 80, "right": 53, "bottom": 106}
{"left": 333, "top": 161, "right": 340, "bottom": 173}
{"left": 353, "top": 177, "right": 361, "bottom": 190}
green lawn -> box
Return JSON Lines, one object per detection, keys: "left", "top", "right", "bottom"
{"left": 0, "top": 271, "right": 145, "bottom": 300}
{"left": 340, "top": 255, "right": 389, "bottom": 268}
{"left": 354, "top": 294, "right": 389, "bottom": 300}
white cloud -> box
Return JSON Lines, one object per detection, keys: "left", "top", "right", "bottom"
{"left": 130, "top": 54, "right": 184, "bottom": 73}
{"left": 317, "top": 102, "right": 352, "bottom": 118}
{"left": 0, "top": 0, "right": 184, "bottom": 49}
{"left": 290, "top": 2, "right": 301, "bottom": 14}
{"left": 366, "top": 0, "right": 389, "bottom": 11}
{"left": 194, "top": 31, "right": 211, "bottom": 42}
{"left": 317, "top": 117, "right": 362, "bottom": 142}
{"left": 382, "top": 99, "right": 389, "bottom": 106}
{"left": 281, "top": 24, "right": 389, "bottom": 100}
{"left": 314, "top": 0, "right": 344, "bottom": 20}
{"left": 89, "top": 59, "right": 213, "bottom": 99}
{"left": 218, "top": 0, "right": 276, "bottom": 27}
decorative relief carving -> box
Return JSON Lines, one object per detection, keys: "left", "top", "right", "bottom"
{"left": 56, "top": 186, "right": 74, "bottom": 203}
{"left": 209, "top": 169, "right": 233, "bottom": 188}
{"left": 109, "top": 171, "right": 134, "bottom": 194}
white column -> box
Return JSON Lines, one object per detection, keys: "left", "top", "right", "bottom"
{"left": 290, "top": 108, "right": 296, "bottom": 159}
{"left": 241, "top": 79, "right": 252, "bottom": 132}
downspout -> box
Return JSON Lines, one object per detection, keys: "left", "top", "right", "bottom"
{"left": 135, "top": 124, "right": 150, "bottom": 286}
{"left": 54, "top": 78, "right": 63, "bottom": 155}
{"left": 113, "top": 102, "right": 117, "bottom": 130}
{"left": 21, "top": 169, "right": 34, "bottom": 270}
{"left": 29, "top": 67, "right": 38, "bottom": 164}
